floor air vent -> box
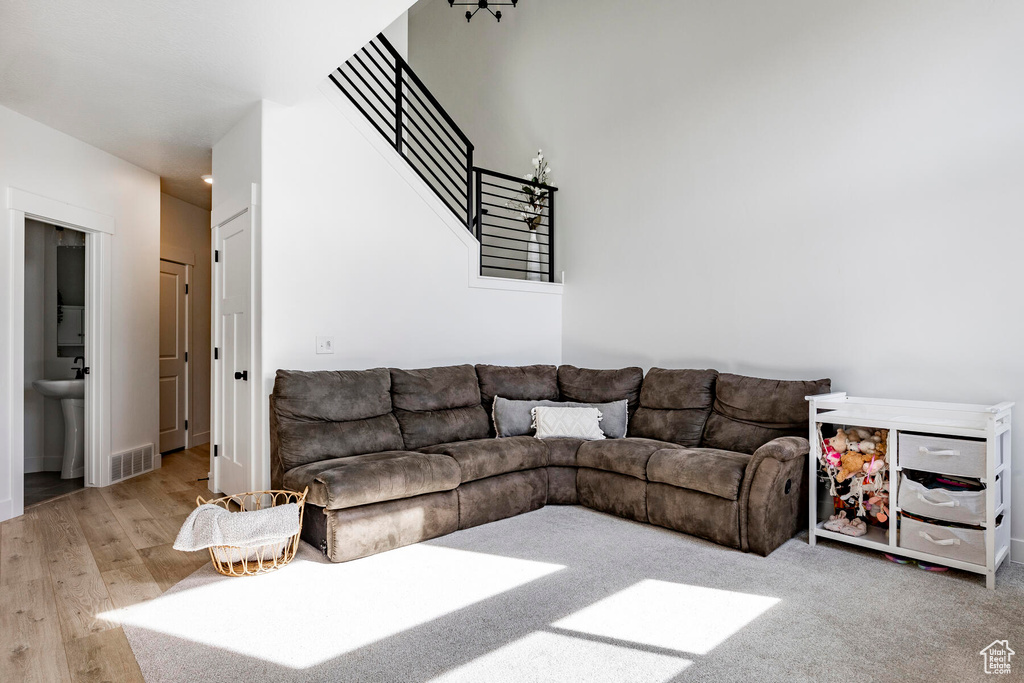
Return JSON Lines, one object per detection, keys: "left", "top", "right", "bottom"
{"left": 110, "top": 444, "right": 155, "bottom": 482}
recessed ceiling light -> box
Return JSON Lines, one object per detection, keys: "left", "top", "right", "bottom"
{"left": 201, "top": 174, "right": 213, "bottom": 185}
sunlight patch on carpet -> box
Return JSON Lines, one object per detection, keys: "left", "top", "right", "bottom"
{"left": 428, "top": 631, "right": 691, "bottom": 683}
{"left": 553, "top": 579, "right": 779, "bottom": 655}
{"left": 100, "top": 544, "right": 564, "bottom": 669}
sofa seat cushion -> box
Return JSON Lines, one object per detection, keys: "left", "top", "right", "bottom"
{"left": 545, "top": 437, "right": 584, "bottom": 467}
{"left": 282, "top": 450, "right": 460, "bottom": 510}
{"left": 576, "top": 438, "right": 679, "bottom": 480}
{"left": 647, "top": 448, "right": 752, "bottom": 501}
{"left": 421, "top": 436, "right": 548, "bottom": 484}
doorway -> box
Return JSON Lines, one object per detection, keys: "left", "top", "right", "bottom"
{"left": 2, "top": 189, "right": 113, "bottom": 522}
{"left": 159, "top": 259, "right": 190, "bottom": 453}
{"left": 23, "top": 220, "right": 88, "bottom": 506}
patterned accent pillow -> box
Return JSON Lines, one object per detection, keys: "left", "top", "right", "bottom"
{"left": 530, "top": 406, "right": 606, "bottom": 440}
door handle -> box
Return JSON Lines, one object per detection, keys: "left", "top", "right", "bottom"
{"left": 234, "top": 370, "right": 248, "bottom": 381}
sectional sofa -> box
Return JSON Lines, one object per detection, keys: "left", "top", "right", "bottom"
{"left": 269, "top": 364, "right": 830, "bottom": 562}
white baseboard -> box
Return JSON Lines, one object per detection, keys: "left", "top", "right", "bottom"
{"left": 190, "top": 431, "right": 210, "bottom": 447}
{"left": 1011, "top": 538, "right": 1023, "bottom": 565}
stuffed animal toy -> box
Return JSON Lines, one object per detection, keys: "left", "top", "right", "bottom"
{"left": 829, "top": 429, "right": 849, "bottom": 454}
{"left": 837, "top": 450, "right": 872, "bottom": 483}
{"left": 822, "top": 442, "right": 841, "bottom": 467}
{"left": 862, "top": 455, "right": 885, "bottom": 476}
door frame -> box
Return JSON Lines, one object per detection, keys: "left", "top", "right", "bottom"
{"left": 158, "top": 257, "right": 192, "bottom": 452}
{"left": 1, "top": 188, "right": 113, "bottom": 522}
{"left": 210, "top": 183, "right": 261, "bottom": 494}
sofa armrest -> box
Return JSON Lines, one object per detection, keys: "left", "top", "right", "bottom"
{"left": 752, "top": 436, "right": 810, "bottom": 465}
{"left": 737, "top": 436, "right": 810, "bottom": 552}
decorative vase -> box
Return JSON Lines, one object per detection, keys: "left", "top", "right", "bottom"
{"left": 526, "top": 228, "right": 542, "bottom": 281}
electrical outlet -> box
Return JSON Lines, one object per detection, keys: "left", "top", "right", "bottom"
{"left": 316, "top": 336, "right": 335, "bottom": 354}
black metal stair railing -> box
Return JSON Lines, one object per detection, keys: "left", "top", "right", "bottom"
{"left": 474, "top": 167, "right": 556, "bottom": 282}
{"left": 330, "top": 33, "right": 558, "bottom": 283}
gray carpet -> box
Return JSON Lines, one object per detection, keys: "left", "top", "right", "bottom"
{"left": 115, "top": 506, "right": 1024, "bottom": 682}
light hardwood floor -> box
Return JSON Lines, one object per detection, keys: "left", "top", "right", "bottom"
{"left": 1, "top": 445, "right": 214, "bottom": 682}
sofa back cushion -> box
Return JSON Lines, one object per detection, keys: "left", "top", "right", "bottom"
{"left": 271, "top": 369, "right": 404, "bottom": 472}
{"left": 630, "top": 368, "right": 718, "bottom": 446}
{"left": 476, "top": 364, "right": 559, "bottom": 434}
{"left": 700, "top": 373, "right": 831, "bottom": 454}
{"left": 476, "top": 364, "right": 559, "bottom": 408}
{"left": 557, "top": 365, "right": 644, "bottom": 417}
{"left": 391, "top": 365, "right": 490, "bottom": 449}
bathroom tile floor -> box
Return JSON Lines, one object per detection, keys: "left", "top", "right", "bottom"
{"left": 24, "top": 471, "right": 84, "bottom": 507}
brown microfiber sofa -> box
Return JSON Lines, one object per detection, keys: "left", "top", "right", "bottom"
{"left": 269, "top": 364, "right": 829, "bottom": 562}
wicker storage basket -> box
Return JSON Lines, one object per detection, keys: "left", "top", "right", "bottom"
{"left": 195, "top": 488, "right": 307, "bottom": 577}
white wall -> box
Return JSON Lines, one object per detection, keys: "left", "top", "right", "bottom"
{"left": 212, "top": 86, "right": 562, "bottom": 487}
{"left": 161, "top": 193, "right": 213, "bottom": 445}
{"left": 410, "top": 1, "right": 1024, "bottom": 553}
{"left": 0, "top": 103, "right": 161, "bottom": 519}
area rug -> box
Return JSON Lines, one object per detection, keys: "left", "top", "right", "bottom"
{"left": 113, "top": 506, "right": 1024, "bottom": 682}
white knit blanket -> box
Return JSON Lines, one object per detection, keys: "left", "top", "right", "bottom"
{"left": 173, "top": 503, "right": 301, "bottom": 551}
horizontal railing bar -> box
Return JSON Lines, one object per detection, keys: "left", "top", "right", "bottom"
{"left": 401, "top": 107, "right": 467, "bottom": 168}
{"left": 477, "top": 167, "right": 558, "bottom": 192}
{"left": 369, "top": 39, "right": 398, "bottom": 73}
{"left": 401, "top": 123, "right": 468, "bottom": 194}
{"left": 339, "top": 61, "right": 397, "bottom": 125}
{"left": 480, "top": 219, "right": 551, "bottom": 235}
{"left": 335, "top": 68, "right": 396, "bottom": 131}
{"left": 479, "top": 187, "right": 544, "bottom": 202}
{"left": 404, "top": 144, "right": 469, "bottom": 210}
{"left": 403, "top": 104, "right": 468, "bottom": 169}
{"left": 481, "top": 253, "right": 550, "bottom": 265}
{"left": 361, "top": 42, "right": 398, "bottom": 86}
{"left": 350, "top": 51, "right": 397, "bottom": 105}
{"left": 330, "top": 73, "right": 397, "bottom": 146}
{"left": 479, "top": 199, "right": 549, "bottom": 214}
{"left": 410, "top": 161, "right": 466, "bottom": 220}
{"left": 479, "top": 242, "right": 550, "bottom": 256}
{"left": 377, "top": 33, "right": 473, "bottom": 147}
{"left": 481, "top": 209, "right": 552, "bottom": 225}
{"left": 402, "top": 78, "right": 469, "bottom": 156}
{"left": 481, "top": 264, "right": 550, "bottom": 276}
{"left": 480, "top": 232, "right": 551, "bottom": 246}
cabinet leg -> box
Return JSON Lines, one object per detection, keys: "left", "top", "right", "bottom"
{"left": 987, "top": 572, "right": 996, "bottom": 590}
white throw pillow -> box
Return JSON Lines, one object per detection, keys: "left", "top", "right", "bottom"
{"left": 531, "top": 406, "right": 605, "bottom": 440}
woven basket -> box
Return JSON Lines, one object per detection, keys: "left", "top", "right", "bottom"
{"left": 195, "top": 487, "right": 307, "bottom": 577}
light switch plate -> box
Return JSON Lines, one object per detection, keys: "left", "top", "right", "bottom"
{"left": 316, "top": 336, "right": 335, "bottom": 354}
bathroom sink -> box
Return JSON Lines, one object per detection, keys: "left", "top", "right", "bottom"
{"left": 32, "top": 379, "right": 85, "bottom": 399}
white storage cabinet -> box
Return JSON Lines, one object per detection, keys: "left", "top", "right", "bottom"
{"left": 807, "top": 394, "right": 1012, "bottom": 589}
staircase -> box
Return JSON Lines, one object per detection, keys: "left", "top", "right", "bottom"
{"left": 330, "top": 33, "right": 557, "bottom": 283}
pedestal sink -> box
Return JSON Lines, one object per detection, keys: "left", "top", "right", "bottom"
{"left": 32, "top": 379, "right": 85, "bottom": 479}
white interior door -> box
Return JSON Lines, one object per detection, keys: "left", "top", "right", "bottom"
{"left": 214, "top": 210, "right": 252, "bottom": 495}
{"left": 159, "top": 260, "right": 188, "bottom": 453}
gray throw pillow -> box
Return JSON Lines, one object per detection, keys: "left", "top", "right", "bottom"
{"left": 492, "top": 396, "right": 628, "bottom": 439}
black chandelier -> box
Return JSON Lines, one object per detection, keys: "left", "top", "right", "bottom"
{"left": 448, "top": 0, "right": 518, "bottom": 23}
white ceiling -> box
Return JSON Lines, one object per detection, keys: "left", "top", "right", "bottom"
{"left": 0, "top": 0, "right": 414, "bottom": 209}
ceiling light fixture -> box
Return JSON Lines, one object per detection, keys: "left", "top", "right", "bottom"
{"left": 448, "top": 0, "right": 517, "bottom": 23}
{"left": 201, "top": 174, "right": 213, "bottom": 185}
